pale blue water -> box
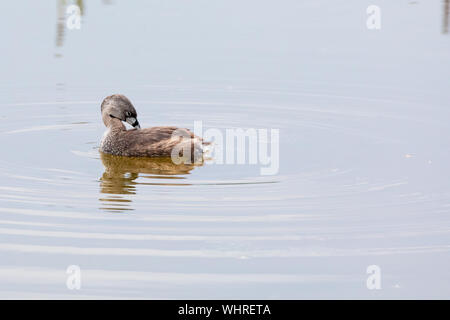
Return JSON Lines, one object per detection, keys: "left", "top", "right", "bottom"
{"left": 0, "top": 0, "right": 449, "bottom": 298}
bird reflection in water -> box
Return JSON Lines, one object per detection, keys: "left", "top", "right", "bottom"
{"left": 99, "top": 152, "right": 201, "bottom": 212}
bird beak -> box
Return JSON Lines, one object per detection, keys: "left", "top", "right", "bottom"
{"left": 126, "top": 117, "right": 140, "bottom": 129}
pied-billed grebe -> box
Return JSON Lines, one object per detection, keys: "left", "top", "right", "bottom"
{"left": 99, "top": 94, "right": 206, "bottom": 158}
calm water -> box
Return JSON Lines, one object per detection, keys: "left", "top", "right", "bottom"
{"left": 0, "top": 0, "right": 449, "bottom": 298}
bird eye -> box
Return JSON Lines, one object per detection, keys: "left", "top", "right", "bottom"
{"left": 126, "top": 111, "right": 132, "bottom": 117}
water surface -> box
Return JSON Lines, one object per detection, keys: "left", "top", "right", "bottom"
{"left": 0, "top": 0, "right": 449, "bottom": 298}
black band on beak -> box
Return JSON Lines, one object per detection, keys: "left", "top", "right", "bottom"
{"left": 125, "top": 117, "right": 140, "bottom": 129}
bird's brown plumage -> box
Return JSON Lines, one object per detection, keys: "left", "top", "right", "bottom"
{"left": 99, "top": 94, "right": 207, "bottom": 158}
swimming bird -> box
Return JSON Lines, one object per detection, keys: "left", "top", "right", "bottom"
{"left": 99, "top": 94, "right": 206, "bottom": 159}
